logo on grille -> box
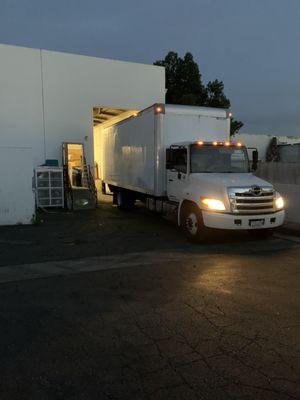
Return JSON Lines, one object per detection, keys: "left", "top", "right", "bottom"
{"left": 250, "top": 185, "right": 262, "bottom": 196}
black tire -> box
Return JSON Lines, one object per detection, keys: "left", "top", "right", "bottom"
{"left": 116, "top": 190, "right": 135, "bottom": 211}
{"left": 248, "top": 229, "right": 274, "bottom": 239}
{"left": 66, "top": 192, "right": 73, "bottom": 211}
{"left": 180, "top": 203, "right": 209, "bottom": 242}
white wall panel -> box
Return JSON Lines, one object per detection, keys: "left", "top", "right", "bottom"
{"left": 234, "top": 133, "right": 300, "bottom": 161}
{"left": 0, "top": 147, "right": 35, "bottom": 225}
{"left": 0, "top": 43, "right": 165, "bottom": 224}
{"left": 41, "top": 50, "right": 165, "bottom": 166}
{"left": 0, "top": 45, "right": 44, "bottom": 166}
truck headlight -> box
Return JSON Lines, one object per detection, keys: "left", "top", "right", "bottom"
{"left": 201, "top": 197, "right": 226, "bottom": 211}
{"left": 275, "top": 195, "right": 284, "bottom": 209}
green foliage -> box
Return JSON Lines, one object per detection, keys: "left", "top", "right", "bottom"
{"left": 154, "top": 52, "right": 243, "bottom": 136}
{"left": 205, "top": 80, "right": 230, "bottom": 109}
{"left": 154, "top": 52, "right": 207, "bottom": 105}
{"left": 230, "top": 119, "right": 244, "bottom": 136}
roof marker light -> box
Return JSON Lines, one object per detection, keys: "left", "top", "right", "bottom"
{"left": 237, "top": 142, "right": 242, "bottom": 147}
{"left": 156, "top": 106, "right": 163, "bottom": 113}
{"left": 225, "top": 142, "right": 230, "bottom": 146}
{"left": 228, "top": 112, "right": 232, "bottom": 118}
{"left": 213, "top": 141, "right": 218, "bottom": 146}
{"left": 197, "top": 141, "right": 204, "bottom": 145}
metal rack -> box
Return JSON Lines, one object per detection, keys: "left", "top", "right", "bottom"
{"left": 35, "top": 167, "right": 64, "bottom": 208}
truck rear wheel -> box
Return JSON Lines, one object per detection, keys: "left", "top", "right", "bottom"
{"left": 66, "top": 192, "right": 73, "bottom": 211}
{"left": 181, "top": 203, "right": 209, "bottom": 242}
{"left": 116, "top": 190, "right": 135, "bottom": 211}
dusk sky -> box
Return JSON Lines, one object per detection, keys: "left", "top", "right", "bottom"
{"left": 0, "top": 0, "right": 300, "bottom": 136}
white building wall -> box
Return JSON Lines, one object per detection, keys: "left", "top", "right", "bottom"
{"left": 0, "top": 43, "right": 165, "bottom": 225}
{"left": 41, "top": 49, "right": 165, "bottom": 166}
{"left": 0, "top": 45, "right": 45, "bottom": 166}
{"left": 0, "top": 147, "right": 35, "bottom": 225}
{"left": 233, "top": 133, "right": 300, "bottom": 161}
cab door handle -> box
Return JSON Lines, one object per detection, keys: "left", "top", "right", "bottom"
{"left": 168, "top": 179, "right": 173, "bottom": 182}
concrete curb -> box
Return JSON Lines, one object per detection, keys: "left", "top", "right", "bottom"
{"left": 0, "top": 251, "right": 201, "bottom": 285}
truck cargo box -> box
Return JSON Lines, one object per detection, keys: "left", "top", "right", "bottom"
{"left": 102, "top": 104, "right": 230, "bottom": 197}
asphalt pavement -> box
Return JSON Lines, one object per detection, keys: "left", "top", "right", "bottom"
{"left": 0, "top": 202, "right": 299, "bottom": 399}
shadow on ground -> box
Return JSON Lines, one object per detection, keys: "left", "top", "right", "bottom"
{"left": 0, "top": 201, "right": 296, "bottom": 267}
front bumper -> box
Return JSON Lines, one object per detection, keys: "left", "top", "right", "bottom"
{"left": 202, "top": 210, "right": 285, "bottom": 230}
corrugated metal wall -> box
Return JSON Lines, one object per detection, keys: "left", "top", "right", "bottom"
{"left": 257, "top": 162, "right": 300, "bottom": 223}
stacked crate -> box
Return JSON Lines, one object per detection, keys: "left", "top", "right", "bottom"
{"left": 35, "top": 167, "right": 64, "bottom": 208}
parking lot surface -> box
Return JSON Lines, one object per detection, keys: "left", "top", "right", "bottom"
{"left": 0, "top": 202, "right": 299, "bottom": 399}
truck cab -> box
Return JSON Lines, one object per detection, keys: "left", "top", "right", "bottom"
{"left": 166, "top": 140, "right": 285, "bottom": 240}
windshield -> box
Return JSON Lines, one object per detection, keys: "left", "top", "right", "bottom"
{"left": 190, "top": 145, "right": 249, "bottom": 173}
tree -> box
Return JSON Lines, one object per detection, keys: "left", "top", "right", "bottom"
{"left": 154, "top": 52, "right": 243, "bottom": 136}
{"left": 205, "top": 80, "right": 230, "bottom": 109}
{"left": 230, "top": 120, "right": 244, "bottom": 136}
{"left": 154, "top": 52, "right": 207, "bottom": 106}
{"left": 266, "top": 137, "right": 280, "bottom": 162}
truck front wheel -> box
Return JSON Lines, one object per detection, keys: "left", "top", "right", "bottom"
{"left": 181, "top": 203, "right": 209, "bottom": 242}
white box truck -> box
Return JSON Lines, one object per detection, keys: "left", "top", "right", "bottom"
{"left": 102, "top": 104, "right": 285, "bottom": 240}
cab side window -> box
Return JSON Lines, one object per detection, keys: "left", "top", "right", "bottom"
{"left": 167, "top": 148, "right": 187, "bottom": 173}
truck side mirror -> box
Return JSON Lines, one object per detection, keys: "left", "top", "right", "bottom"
{"left": 252, "top": 150, "right": 258, "bottom": 171}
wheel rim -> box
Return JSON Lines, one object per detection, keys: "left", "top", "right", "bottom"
{"left": 185, "top": 212, "right": 198, "bottom": 235}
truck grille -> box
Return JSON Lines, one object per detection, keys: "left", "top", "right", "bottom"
{"left": 228, "top": 187, "right": 275, "bottom": 214}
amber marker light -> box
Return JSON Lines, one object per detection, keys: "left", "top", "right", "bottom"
{"left": 225, "top": 142, "right": 230, "bottom": 146}
{"left": 213, "top": 141, "right": 218, "bottom": 146}
{"left": 156, "top": 106, "right": 162, "bottom": 113}
{"left": 197, "top": 141, "right": 204, "bottom": 145}
{"left": 237, "top": 142, "right": 242, "bottom": 147}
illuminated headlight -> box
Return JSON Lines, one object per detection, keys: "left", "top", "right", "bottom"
{"left": 201, "top": 197, "right": 226, "bottom": 211}
{"left": 275, "top": 195, "right": 284, "bottom": 209}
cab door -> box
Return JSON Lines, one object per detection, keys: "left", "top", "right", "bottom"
{"left": 166, "top": 147, "right": 188, "bottom": 202}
